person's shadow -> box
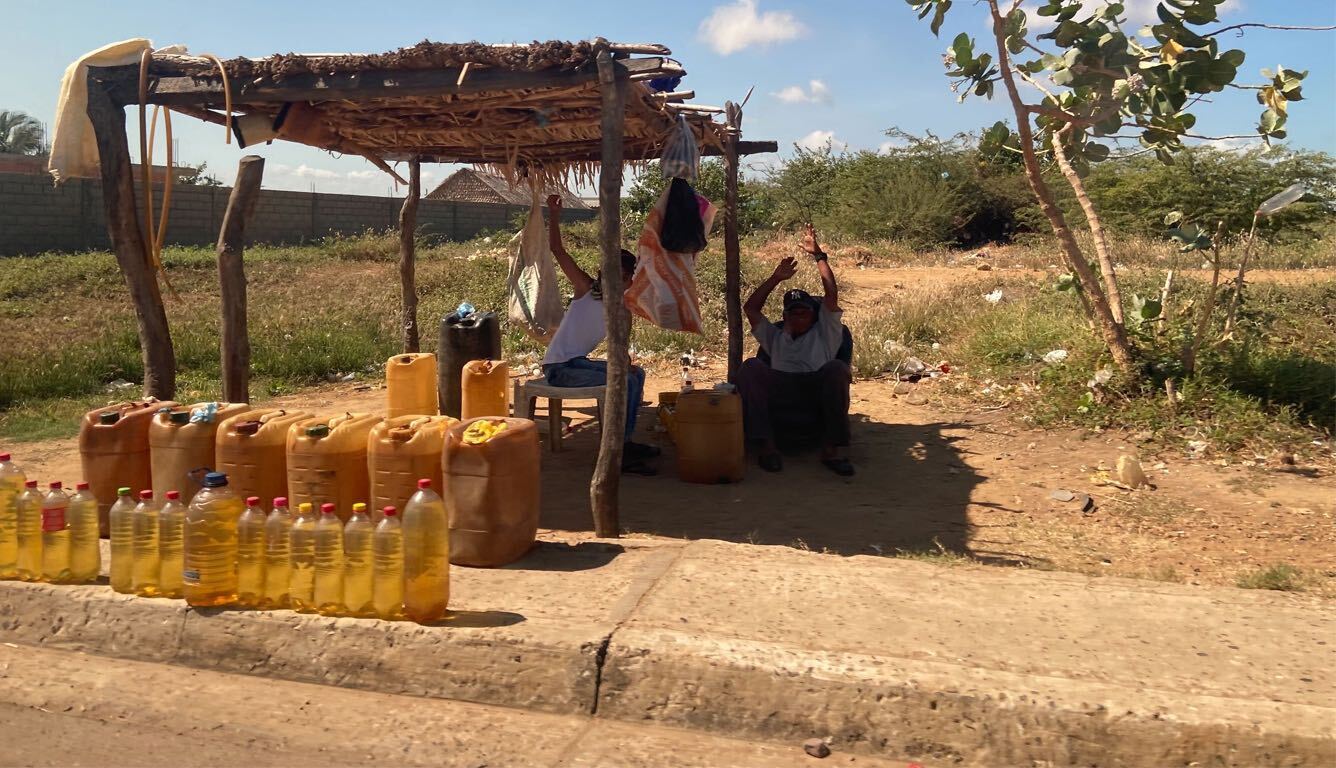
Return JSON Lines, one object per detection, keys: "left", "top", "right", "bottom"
{"left": 538, "top": 405, "right": 1032, "bottom": 564}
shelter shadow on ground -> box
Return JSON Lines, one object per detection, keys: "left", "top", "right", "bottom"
{"left": 539, "top": 406, "right": 1029, "bottom": 562}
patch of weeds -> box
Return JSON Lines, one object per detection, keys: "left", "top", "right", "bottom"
{"left": 893, "top": 537, "right": 975, "bottom": 565}
{"left": 1236, "top": 564, "right": 1305, "bottom": 592}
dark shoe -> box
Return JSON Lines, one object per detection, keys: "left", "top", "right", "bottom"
{"left": 821, "top": 457, "right": 855, "bottom": 477}
{"left": 758, "top": 452, "right": 783, "bottom": 473}
{"left": 622, "top": 457, "right": 658, "bottom": 476}
{"left": 625, "top": 441, "right": 662, "bottom": 459}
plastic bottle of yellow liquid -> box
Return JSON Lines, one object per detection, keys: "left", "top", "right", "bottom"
{"left": 288, "top": 502, "right": 317, "bottom": 613}
{"left": 131, "top": 490, "right": 161, "bottom": 596}
{"left": 342, "top": 502, "right": 375, "bottom": 618}
{"left": 0, "top": 452, "right": 25, "bottom": 579}
{"left": 236, "top": 495, "right": 267, "bottom": 608}
{"left": 67, "top": 482, "right": 100, "bottom": 583}
{"left": 157, "top": 490, "right": 186, "bottom": 598}
{"left": 373, "top": 505, "right": 405, "bottom": 621}
{"left": 16, "top": 480, "right": 44, "bottom": 581}
{"left": 108, "top": 487, "right": 135, "bottom": 593}
{"left": 183, "top": 472, "right": 243, "bottom": 607}
{"left": 314, "top": 503, "right": 346, "bottom": 616}
{"left": 40, "top": 482, "right": 71, "bottom": 583}
{"left": 262, "top": 496, "right": 292, "bottom": 609}
{"left": 403, "top": 479, "right": 450, "bottom": 623}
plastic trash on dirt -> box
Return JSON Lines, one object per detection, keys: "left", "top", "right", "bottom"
{"left": 1042, "top": 349, "right": 1069, "bottom": 364}
{"left": 983, "top": 288, "right": 1003, "bottom": 304}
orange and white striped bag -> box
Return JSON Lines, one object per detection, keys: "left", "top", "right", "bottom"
{"left": 625, "top": 185, "right": 717, "bottom": 334}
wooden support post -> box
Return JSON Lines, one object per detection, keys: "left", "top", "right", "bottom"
{"left": 723, "top": 101, "right": 744, "bottom": 384}
{"left": 590, "top": 49, "right": 628, "bottom": 539}
{"left": 399, "top": 159, "right": 421, "bottom": 353}
{"left": 217, "top": 155, "right": 264, "bottom": 404}
{"left": 86, "top": 75, "right": 177, "bottom": 400}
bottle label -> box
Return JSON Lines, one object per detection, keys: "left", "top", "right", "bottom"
{"left": 41, "top": 506, "right": 67, "bottom": 532}
{"left": 182, "top": 569, "right": 201, "bottom": 585}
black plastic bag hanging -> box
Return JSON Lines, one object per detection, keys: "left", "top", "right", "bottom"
{"left": 660, "top": 177, "right": 708, "bottom": 254}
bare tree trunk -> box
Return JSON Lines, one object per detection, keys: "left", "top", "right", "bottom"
{"left": 1182, "top": 222, "right": 1226, "bottom": 376}
{"left": 985, "top": 0, "right": 1137, "bottom": 375}
{"left": 1051, "top": 127, "right": 1123, "bottom": 323}
{"left": 590, "top": 49, "right": 628, "bottom": 538}
{"left": 217, "top": 155, "right": 265, "bottom": 403}
{"left": 399, "top": 159, "right": 421, "bottom": 353}
{"left": 86, "top": 74, "right": 177, "bottom": 399}
{"left": 723, "top": 101, "right": 744, "bottom": 384}
{"left": 1221, "top": 213, "right": 1260, "bottom": 339}
{"left": 1157, "top": 267, "right": 1176, "bottom": 336}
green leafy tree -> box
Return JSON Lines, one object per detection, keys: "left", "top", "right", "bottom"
{"left": 0, "top": 110, "right": 44, "bottom": 155}
{"left": 904, "top": 0, "right": 1332, "bottom": 376}
{"left": 1083, "top": 146, "right": 1335, "bottom": 241}
{"left": 178, "top": 161, "right": 224, "bottom": 187}
{"left": 624, "top": 159, "right": 774, "bottom": 234}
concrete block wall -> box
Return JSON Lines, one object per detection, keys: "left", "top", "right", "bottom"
{"left": 0, "top": 173, "right": 593, "bottom": 256}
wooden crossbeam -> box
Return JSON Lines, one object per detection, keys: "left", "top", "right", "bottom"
{"left": 92, "top": 58, "right": 679, "bottom": 107}
{"left": 391, "top": 139, "right": 778, "bottom": 164}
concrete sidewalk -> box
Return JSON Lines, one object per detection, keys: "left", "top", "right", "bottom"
{"left": 2, "top": 536, "right": 1332, "bottom": 766}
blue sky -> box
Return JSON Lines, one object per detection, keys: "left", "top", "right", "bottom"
{"left": 2, "top": 0, "right": 1333, "bottom": 195}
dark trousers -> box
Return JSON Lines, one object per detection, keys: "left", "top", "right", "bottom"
{"left": 738, "top": 358, "right": 851, "bottom": 447}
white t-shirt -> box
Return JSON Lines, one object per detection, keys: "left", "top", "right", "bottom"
{"left": 752, "top": 307, "right": 844, "bottom": 373}
{"left": 542, "top": 292, "right": 607, "bottom": 366}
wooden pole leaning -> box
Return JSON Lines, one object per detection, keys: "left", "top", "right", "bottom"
{"left": 723, "top": 101, "right": 743, "bottom": 384}
{"left": 86, "top": 71, "right": 177, "bottom": 400}
{"left": 590, "top": 49, "right": 629, "bottom": 538}
{"left": 216, "top": 155, "right": 265, "bottom": 403}
{"left": 399, "top": 158, "right": 421, "bottom": 353}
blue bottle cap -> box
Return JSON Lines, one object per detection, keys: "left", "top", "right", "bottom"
{"left": 202, "top": 472, "right": 228, "bottom": 488}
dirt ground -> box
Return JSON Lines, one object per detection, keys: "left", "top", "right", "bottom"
{"left": 13, "top": 264, "right": 1334, "bottom": 596}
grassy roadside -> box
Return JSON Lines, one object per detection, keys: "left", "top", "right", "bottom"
{"left": 2, "top": 228, "right": 1332, "bottom": 463}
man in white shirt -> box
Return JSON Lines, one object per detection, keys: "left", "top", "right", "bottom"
{"left": 542, "top": 195, "right": 657, "bottom": 475}
{"left": 739, "top": 224, "right": 853, "bottom": 476}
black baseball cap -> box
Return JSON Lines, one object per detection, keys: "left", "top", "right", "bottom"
{"left": 783, "top": 289, "right": 819, "bottom": 313}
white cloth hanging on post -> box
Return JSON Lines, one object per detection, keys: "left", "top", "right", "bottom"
{"left": 48, "top": 39, "right": 188, "bottom": 183}
{"left": 507, "top": 186, "right": 565, "bottom": 343}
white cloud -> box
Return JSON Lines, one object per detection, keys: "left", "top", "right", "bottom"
{"left": 1192, "top": 135, "right": 1262, "bottom": 153}
{"left": 796, "top": 129, "right": 846, "bottom": 152}
{"left": 262, "top": 160, "right": 402, "bottom": 195}
{"left": 773, "top": 79, "right": 832, "bottom": 104}
{"left": 699, "top": 0, "right": 806, "bottom": 55}
{"left": 878, "top": 137, "right": 910, "bottom": 154}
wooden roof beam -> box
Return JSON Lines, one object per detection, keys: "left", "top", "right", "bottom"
{"left": 390, "top": 139, "right": 778, "bottom": 164}
{"left": 91, "top": 57, "right": 681, "bottom": 107}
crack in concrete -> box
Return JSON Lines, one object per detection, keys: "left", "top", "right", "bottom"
{"left": 588, "top": 543, "right": 690, "bottom": 717}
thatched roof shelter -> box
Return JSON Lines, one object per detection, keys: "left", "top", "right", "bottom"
{"left": 80, "top": 38, "right": 775, "bottom": 534}
{"left": 426, "top": 168, "right": 588, "bottom": 209}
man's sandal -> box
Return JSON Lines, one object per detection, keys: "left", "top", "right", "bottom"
{"left": 821, "top": 457, "right": 855, "bottom": 477}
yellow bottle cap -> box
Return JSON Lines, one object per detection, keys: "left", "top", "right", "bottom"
{"left": 352, "top": 502, "right": 367, "bottom": 513}
{"left": 298, "top": 502, "right": 313, "bottom": 513}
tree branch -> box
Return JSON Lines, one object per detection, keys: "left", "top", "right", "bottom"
{"left": 1204, "top": 23, "right": 1336, "bottom": 38}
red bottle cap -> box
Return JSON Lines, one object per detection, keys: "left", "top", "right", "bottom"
{"left": 25, "top": 480, "right": 37, "bottom": 488}
{"left": 273, "top": 496, "right": 288, "bottom": 508}
{"left": 166, "top": 490, "right": 180, "bottom": 500}
{"left": 246, "top": 496, "right": 261, "bottom": 507}
{"left": 76, "top": 482, "right": 90, "bottom": 490}
{"left": 49, "top": 481, "right": 62, "bottom": 490}
{"left": 139, "top": 490, "right": 153, "bottom": 500}
{"left": 417, "top": 478, "right": 432, "bottom": 489}
{"left": 320, "top": 503, "right": 336, "bottom": 514}
{"left": 382, "top": 505, "right": 397, "bottom": 517}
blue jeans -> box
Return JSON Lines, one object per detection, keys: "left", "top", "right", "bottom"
{"left": 543, "top": 357, "right": 644, "bottom": 441}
